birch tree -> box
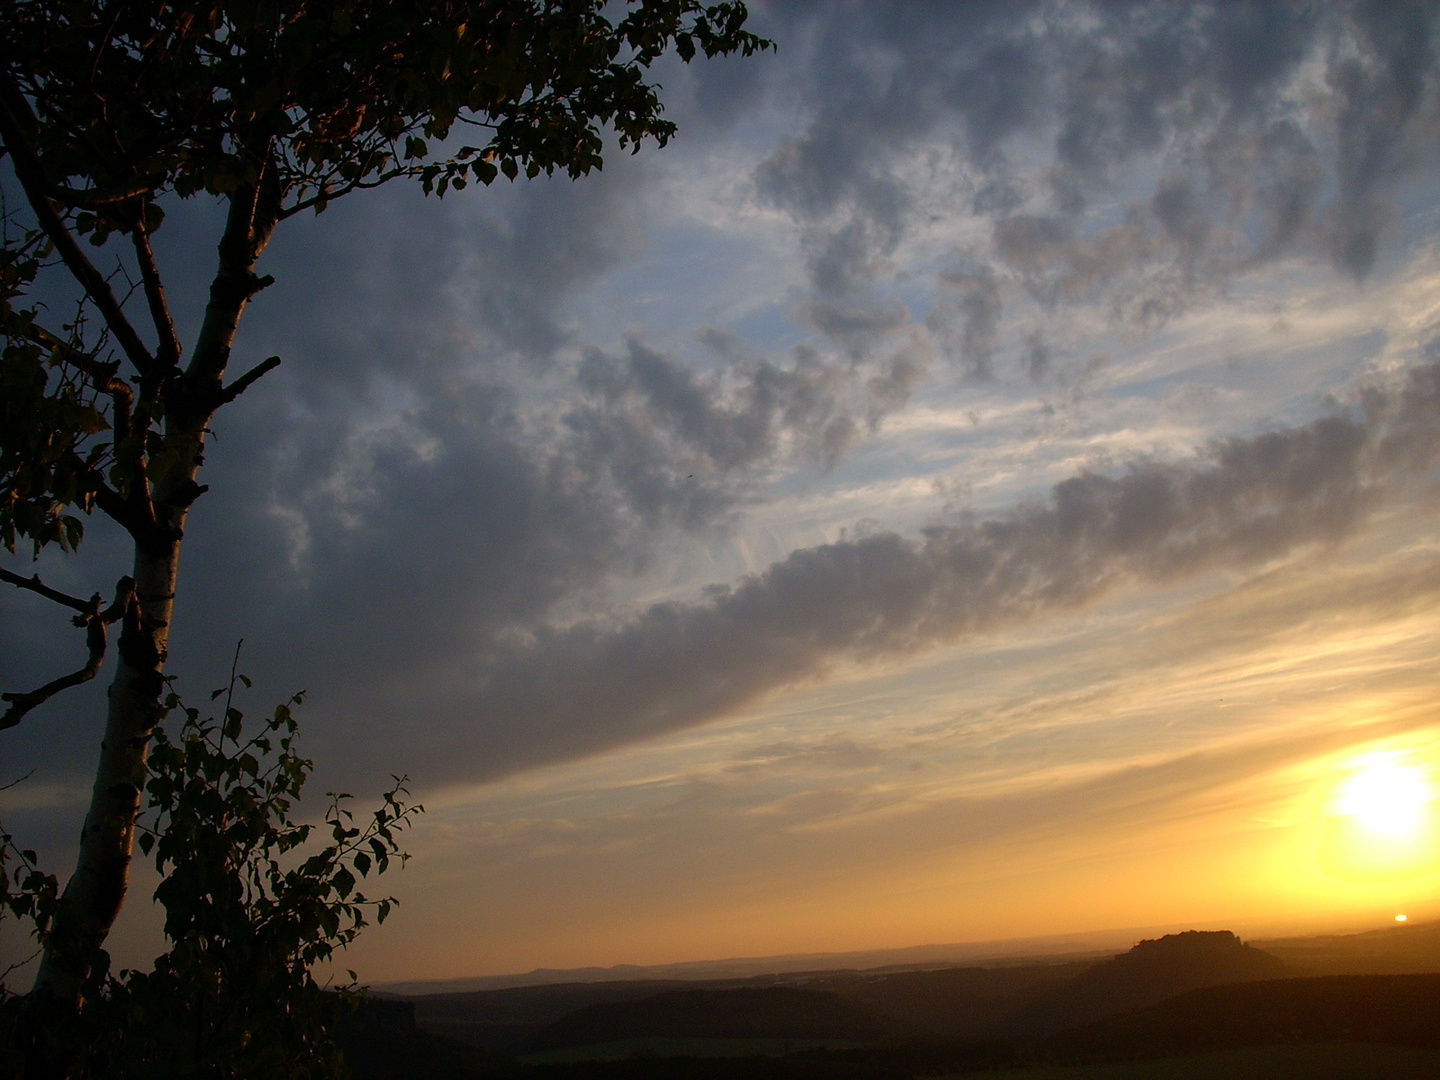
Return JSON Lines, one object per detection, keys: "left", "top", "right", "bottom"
{"left": 0, "top": 0, "right": 766, "bottom": 1007}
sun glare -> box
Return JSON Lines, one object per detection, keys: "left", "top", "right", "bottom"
{"left": 1319, "top": 751, "right": 1439, "bottom": 883}
{"left": 1335, "top": 754, "right": 1432, "bottom": 839}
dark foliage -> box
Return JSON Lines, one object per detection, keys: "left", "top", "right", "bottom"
{"left": 518, "top": 1041, "right": 1020, "bottom": 1080}
{"left": 412, "top": 981, "right": 707, "bottom": 1051}
{"left": 339, "top": 997, "right": 518, "bottom": 1080}
{"left": 1, "top": 680, "right": 421, "bottom": 1078}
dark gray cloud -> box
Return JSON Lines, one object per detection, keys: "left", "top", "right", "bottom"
{"left": 245, "top": 157, "right": 652, "bottom": 384}
{"left": 1020, "top": 333, "right": 1053, "bottom": 382}
{"left": 352, "top": 359, "right": 1440, "bottom": 788}
{"left": 572, "top": 336, "right": 864, "bottom": 487}
{"left": 161, "top": 175, "right": 665, "bottom": 654}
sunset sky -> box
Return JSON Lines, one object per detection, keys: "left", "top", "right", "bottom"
{"left": 4, "top": 1, "right": 1440, "bottom": 984}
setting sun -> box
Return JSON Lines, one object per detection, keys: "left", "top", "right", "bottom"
{"left": 1320, "top": 752, "right": 1440, "bottom": 883}
{"left": 1335, "top": 755, "right": 1434, "bottom": 840}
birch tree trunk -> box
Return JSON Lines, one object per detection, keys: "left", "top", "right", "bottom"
{"left": 29, "top": 165, "right": 276, "bottom": 1008}
{"left": 30, "top": 546, "right": 176, "bottom": 1000}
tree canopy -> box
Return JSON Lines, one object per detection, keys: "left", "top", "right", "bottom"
{"left": 2, "top": 0, "right": 768, "bottom": 557}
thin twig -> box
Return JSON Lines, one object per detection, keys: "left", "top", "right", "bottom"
{"left": 52, "top": 181, "right": 154, "bottom": 209}
{"left": 132, "top": 224, "right": 182, "bottom": 367}
{"left": 1, "top": 948, "right": 44, "bottom": 986}
{"left": 0, "top": 768, "right": 37, "bottom": 792}
{"left": 27, "top": 325, "right": 132, "bottom": 399}
{"left": 221, "top": 639, "right": 245, "bottom": 747}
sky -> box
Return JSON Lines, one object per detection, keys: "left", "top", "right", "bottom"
{"left": 4, "top": 0, "right": 1440, "bottom": 984}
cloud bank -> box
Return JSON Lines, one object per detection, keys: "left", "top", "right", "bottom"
{"left": 390, "top": 360, "right": 1440, "bottom": 785}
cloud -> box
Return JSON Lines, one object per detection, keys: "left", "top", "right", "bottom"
{"left": 244, "top": 158, "right": 653, "bottom": 384}
{"left": 5, "top": 2, "right": 1438, "bottom": 828}
{"left": 1328, "top": 1, "right": 1438, "bottom": 278}
{"left": 363, "top": 360, "right": 1440, "bottom": 788}
{"left": 751, "top": 1, "right": 1438, "bottom": 377}
{"left": 1020, "top": 333, "right": 1052, "bottom": 382}
{"left": 145, "top": 328, "right": 921, "bottom": 782}
{"left": 927, "top": 264, "right": 1003, "bottom": 378}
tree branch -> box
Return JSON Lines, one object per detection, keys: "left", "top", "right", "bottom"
{"left": 26, "top": 313, "right": 153, "bottom": 538}
{"left": 216, "top": 355, "right": 280, "bottom": 406}
{"left": 0, "top": 567, "right": 91, "bottom": 613}
{"left": 28, "top": 325, "right": 131, "bottom": 395}
{"left": 0, "top": 769, "right": 37, "bottom": 793}
{"left": 278, "top": 174, "right": 394, "bottom": 219}
{"left": 92, "top": 479, "right": 161, "bottom": 547}
{"left": 53, "top": 181, "right": 155, "bottom": 208}
{"left": 0, "top": 78, "right": 157, "bottom": 380}
{"left": 276, "top": 152, "right": 403, "bottom": 220}
{"left": 0, "top": 576, "right": 133, "bottom": 730}
{"left": 28, "top": 322, "right": 137, "bottom": 446}
{"left": 185, "top": 156, "right": 265, "bottom": 391}
{"left": 252, "top": 148, "right": 283, "bottom": 253}
{"left": 132, "top": 224, "right": 182, "bottom": 368}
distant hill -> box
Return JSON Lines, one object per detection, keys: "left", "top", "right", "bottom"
{"left": 408, "top": 961, "right": 1102, "bottom": 1051}
{"left": 800, "top": 962, "right": 1096, "bottom": 1040}
{"left": 370, "top": 921, "right": 1440, "bottom": 1075}
{"left": 1047, "top": 972, "right": 1440, "bottom": 1060}
{"left": 402, "top": 930, "right": 1298, "bottom": 1053}
{"left": 374, "top": 927, "right": 1159, "bottom": 995}
{"left": 345, "top": 928, "right": 1440, "bottom": 1078}
{"left": 1252, "top": 918, "right": 1440, "bottom": 976}
{"left": 998, "top": 930, "right": 1290, "bottom": 1037}
{"left": 513, "top": 987, "right": 902, "bottom": 1053}
{"left": 377, "top": 918, "right": 1440, "bottom": 997}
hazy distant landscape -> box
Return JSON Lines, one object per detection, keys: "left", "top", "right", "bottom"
{"left": 340, "top": 919, "right": 1440, "bottom": 1078}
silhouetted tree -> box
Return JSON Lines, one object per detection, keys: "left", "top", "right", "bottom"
{"left": 0, "top": 0, "right": 767, "bottom": 1017}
